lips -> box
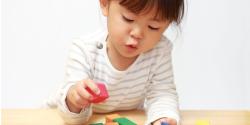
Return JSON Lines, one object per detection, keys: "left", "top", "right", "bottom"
{"left": 127, "top": 45, "right": 137, "bottom": 49}
{"left": 124, "top": 45, "right": 138, "bottom": 52}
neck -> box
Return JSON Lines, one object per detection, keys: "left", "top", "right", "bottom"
{"left": 107, "top": 41, "right": 138, "bottom": 71}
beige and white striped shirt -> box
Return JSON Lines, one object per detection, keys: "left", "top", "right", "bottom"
{"left": 48, "top": 30, "right": 180, "bottom": 125}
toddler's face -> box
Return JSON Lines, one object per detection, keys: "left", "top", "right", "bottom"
{"left": 103, "top": 0, "right": 170, "bottom": 58}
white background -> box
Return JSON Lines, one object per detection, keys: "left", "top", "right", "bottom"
{"left": 2, "top": 0, "right": 250, "bottom": 109}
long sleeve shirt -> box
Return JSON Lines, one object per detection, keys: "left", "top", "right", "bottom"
{"left": 46, "top": 30, "right": 180, "bottom": 125}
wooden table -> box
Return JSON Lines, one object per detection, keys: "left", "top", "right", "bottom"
{"left": 2, "top": 109, "right": 250, "bottom": 125}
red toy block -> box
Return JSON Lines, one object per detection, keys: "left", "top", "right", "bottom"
{"left": 86, "top": 83, "right": 109, "bottom": 103}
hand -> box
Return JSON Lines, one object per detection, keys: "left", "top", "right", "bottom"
{"left": 66, "top": 79, "right": 100, "bottom": 113}
{"left": 152, "top": 117, "right": 177, "bottom": 125}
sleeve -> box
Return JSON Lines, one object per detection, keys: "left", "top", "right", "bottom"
{"left": 56, "top": 39, "right": 94, "bottom": 124}
{"left": 145, "top": 42, "right": 180, "bottom": 125}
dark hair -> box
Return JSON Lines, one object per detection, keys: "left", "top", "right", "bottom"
{"left": 119, "top": 0, "right": 184, "bottom": 24}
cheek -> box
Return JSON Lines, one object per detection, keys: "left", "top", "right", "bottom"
{"left": 112, "top": 14, "right": 130, "bottom": 31}
{"left": 142, "top": 34, "right": 162, "bottom": 50}
{"left": 108, "top": 17, "right": 130, "bottom": 40}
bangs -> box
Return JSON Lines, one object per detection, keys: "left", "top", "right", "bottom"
{"left": 119, "top": 0, "right": 184, "bottom": 24}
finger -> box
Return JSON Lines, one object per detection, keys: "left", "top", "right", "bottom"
{"left": 76, "top": 82, "right": 93, "bottom": 100}
{"left": 71, "top": 90, "right": 85, "bottom": 109}
{"left": 166, "top": 118, "right": 177, "bottom": 125}
{"left": 75, "top": 97, "right": 90, "bottom": 108}
{"left": 73, "top": 90, "right": 92, "bottom": 108}
{"left": 84, "top": 79, "right": 100, "bottom": 95}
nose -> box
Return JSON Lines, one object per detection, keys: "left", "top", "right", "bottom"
{"left": 130, "top": 25, "right": 143, "bottom": 41}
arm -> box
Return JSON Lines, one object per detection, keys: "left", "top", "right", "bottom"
{"left": 145, "top": 43, "right": 180, "bottom": 125}
{"left": 57, "top": 39, "right": 95, "bottom": 124}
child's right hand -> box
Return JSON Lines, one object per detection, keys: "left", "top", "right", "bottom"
{"left": 65, "top": 79, "right": 100, "bottom": 113}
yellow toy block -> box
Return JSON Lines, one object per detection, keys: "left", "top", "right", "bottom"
{"left": 195, "top": 119, "right": 210, "bottom": 125}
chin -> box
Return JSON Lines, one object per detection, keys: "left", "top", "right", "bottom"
{"left": 123, "top": 54, "right": 139, "bottom": 59}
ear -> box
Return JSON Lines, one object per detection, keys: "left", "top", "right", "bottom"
{"left": 99, "top": 0, "right": 109, "bottom": 16}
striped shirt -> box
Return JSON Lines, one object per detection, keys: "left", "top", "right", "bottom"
{"left": 49, "top": 30, "right": 180, "bottom": 125}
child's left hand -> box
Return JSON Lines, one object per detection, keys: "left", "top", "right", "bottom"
{"left": 152, "top": 117, "right": 177, "bottom": 125}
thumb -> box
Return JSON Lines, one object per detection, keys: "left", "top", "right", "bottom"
{"left": 165, "top": 117, "right": 177, "bottom": 125}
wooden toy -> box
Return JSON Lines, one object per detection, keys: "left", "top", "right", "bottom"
{"left": 161, "top": 121, "right": 169, "bottom": 125}
{"left": 113, "top": 117, "right": 137, "bottom": 125}
{"left": 195, "top": 119, "right": 210, "bottom": 125}
{"left": 90, "top": 123, "right": 104, "bottom": 125}
{"left": 105, "top": 114, "right": 121, "bottom": 123}
{"left": 86, "top": 83, "right": 109, "bottom": 103}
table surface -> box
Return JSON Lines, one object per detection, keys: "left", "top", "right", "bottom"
{"left": 2, "top": 109, "right": 250, "bottom": 125}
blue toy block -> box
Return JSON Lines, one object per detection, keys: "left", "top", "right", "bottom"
{"left": 161, "top": 121, "right": 169, "bottom": 125}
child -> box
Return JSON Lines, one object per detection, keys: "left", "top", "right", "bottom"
{"left": 51, "top": 0, "right": 184, "bottom": 125}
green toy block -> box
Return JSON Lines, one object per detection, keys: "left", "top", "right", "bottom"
{"left": 89, "top": 123, "right": 104, "bottom": 125}
{"left": 113, "top": 117, "right": 137, "bottom": 125}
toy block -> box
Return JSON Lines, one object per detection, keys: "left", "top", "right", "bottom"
{"left": 161, "top": 122, "right": 169, "bottom": 125}
{"left": 86, "top": 83, "right": 109, "bottom": 103}
{"left": 195, "top": 119, "right": 210, "bottom": 125}
{"left": 113, "top": 117, "right": 137, "bottom": 125}
{"left": 89, "top": 123, "right": 104, "bottom": 125}
{"left": 105, "top": 114, "right": 121, "bottom": 123}
{"left": 105, "top": 122, "right": 119, "bottom": 125}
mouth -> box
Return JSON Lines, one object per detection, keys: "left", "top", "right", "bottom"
{"left": 125, "top": 45, "right": 137, "bottom": 50}
{"left": 124, "top": 45, "right": 138, "bottom": 53}
{"left": 128, "top": 45, "right": 137, "bottom": 48}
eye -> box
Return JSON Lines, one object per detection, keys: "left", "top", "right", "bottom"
{"left": 122, "top": 15, "right": 134, "bottom": 22}
{"left": 148, "top": 25, "right": 160, "bottom": 30}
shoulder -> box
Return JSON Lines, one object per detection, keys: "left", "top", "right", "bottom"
{"left": 142, "top": 36, "right": 173, "bottom": 73}
{"left": 70, "top": 29, "right": 106, "bottom": 54}
{"left": 146, "top": 35, "right": 173, "bottom": 56}
{"left": 155, "top": 35, "right": 173, "bottom": 53}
